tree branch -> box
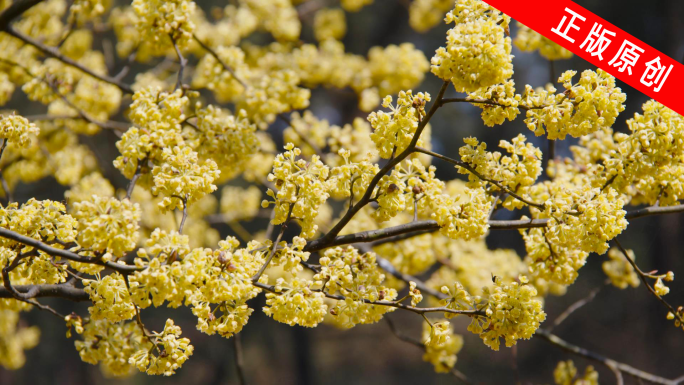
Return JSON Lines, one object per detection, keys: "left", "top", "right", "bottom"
{"left": 253, "top": 281, "right": 483, "bottom": 317}
{"left": 318, "top": 81, "right": 450, "bottom": 244}
{"left": 0, "top": 0, "right": 45, "bottom": 29}
{"left": 0, "top": 227, "right": 141, "bottom": 274}
{"left": 613, "top": 238, "right": 684, "bottom": 326}
{"left": 0, "top": 284, "right": 89, "bottom": 301}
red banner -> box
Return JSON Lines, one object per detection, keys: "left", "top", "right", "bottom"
{"left": 482, "top": 0, "right": 684, "bottom": 116}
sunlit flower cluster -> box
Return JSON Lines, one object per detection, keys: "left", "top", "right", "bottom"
{"left": 315, "top": 246, "right": 398, "bottom": 327}
{"left": 522, "top": 70, "right": 626, "bottom": 140}
{"left": 74, "top": 319, "right": 150, "bottom": 377}
{"left": 83, "top": 273, "right": 136, "bottom": 323}
{"left": 431, "top": 0, "right": 513, "bottom": 92}
{"left": 554, "top": 360, "right": 599, "bottom": 385}
{"left": 0, "top": 113, "right": 40, "bottom": 148}
{"left": 2, "top": 0, "right": 684, "bottom": 378}
{"left": 263, "top": 144, "right": 330, "bottom": 238}
{"left": 152, "top": 146, "right": 220, "bottom": 211}
{"left": 263, "top": 277, "right": 328, "bottom": 327}
{"left": 132, "top": 0, "right": 196, "bottom": 49}
{"left": 603, "top": 247, "right": 640, "bottom": 289}
{"left": 422, "top": 321, "right": 463, "bottom": 373}
{"left": 72, "top": 196, "right": 141, "bottom": 256}
{"left": 466, "top": 276, "right": 546, "bottom": 351}
{"left": 129, "top": 319, "right": 193, "bottom": 376}
{"left": 514, "top": 23, "right": 573, "bottom": 60}
{"left": 368, "top": 91, "right": 431, "bottom": 159}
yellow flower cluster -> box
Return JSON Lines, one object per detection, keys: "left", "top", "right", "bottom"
{"left": 514, "top": 23, "right": 573, "bottom": 60}
{"left": 328, "top": 119, "right": 378, "bottom": 164}
{"left": 466, "top": 276, "right": 546, "bottom": 351}
{"left": 459, "top": 134, "right": 542, "bottom": 209}
{"left": 313, "top": 8, "right": 346, "bottom": 42}
{"left": 0, "top": 200, "right": 77, "bottom": 303}
{"left": 602, "top": 247, "right": 640, "bottom": 289}
{"left": 65, "top": 172, "right": 115, "bottom": 206}
{"left": 72, "top": 196, "right": 141, "bottom": 256}
{"left": 616, "top": 101, "right": 684, "bottom": 206}
{"left": 114, "top": 87, "right": 188, "bottom": 179}
{"left": 532, "top": 184, "right": 627, "bottom": 255}
{"left": 220, "top": 185, "right": 262, "bottom": 222}
{"left": 192, "top": 4, "right": 257, "bottom": 48}
{"left": 0, "top": 198, "right": 77, "bottom": 246}
{"left": 264, "top": 144, "right": 330, "bottom": 238}
{"left": 188, "top": 106, "right": 258, "bottom": 183}
{"left": 129, "top": 229, "right": 190, "bottom": 307}
{"left": 263, "top": 277, "right": 328, "bottom": 327}
{"left": 68, "top": 0, "right": 110, "bottom": 26}
{"left": 315, "top": 246, "right": 398, "bottom": 328}
{"left": 14, "top": 0, "right": 66, "bottom": 45}
{"left": 554, "top": 360, "right": 599, "bottom": 385}
{"left": 0, "top": 113, "right": 40, "bottom": 148}
{"left": 272, "top": 236, "right": 310, "bottom": 274}
{"left": 74, "top": 319, "right": 150, "bottom": 377}
{"left": 431, "top": 0, "right": 513, "bottom": 93}
{"left": 192, "top": 46, "right": 248, "bottom": 103}
{"left": 368, "top": 44, "right": 430, "bottom": 97}
{"left": 427, "top": 237, "right": 525, "bottom": 297}
{"left": 368, "top": 91, "right": 430, "bottom": 159}
{"left": 132, "top": 0, "right": 196, "bottom": 49}
{"left": 242, "top": 0, "right": 300, "bottom": 41}
{"left": 83, "top": 273, "right": 136, "bottom": 322}
{"left": 283, "top": 110, "right": 334, "bottom": 157}
{"left": 522, "top": 70, "right": 626, "bottom": 140}
{"left": 327, "top": 150, "right": 379, "bottom": 202}
{"left": 187, "top": 239, "right": 266, "bottom": 335}
{"left": 129, "top": 319, "right": 193, "bottom": 376}
{"left": 467, "top": 80, "right": 522, "bottom": 126}
{"left": 408, "top": 0, "right": 453, "bottom": 32}
{"left": 0, "top": 310, "right": 40, "bottom": 370}
{"left": 237, "top": 69, "right": 310, "bottom": 128}
{"left": 422, "top": 321, "right": 463, "bottom": 373}
{"left": 152, "top": 146, "right": 220, "bottom": 211}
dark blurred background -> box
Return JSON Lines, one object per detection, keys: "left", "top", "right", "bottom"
{"left": 2, "top": 0, "right": 684, "bottom": 384}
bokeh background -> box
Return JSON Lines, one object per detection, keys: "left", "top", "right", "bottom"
{"left": 2, "top": 0, "right": 684, "bottom": 383}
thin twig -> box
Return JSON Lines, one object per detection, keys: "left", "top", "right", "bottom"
{"left": 170, "top": 36, "right": 188, "bottom": 92}
{"left": 252, "top": 204, "right": 293, "bottom": 282}
{"left": 613, "top": 239, "right": 684, "bottom": 326}
{"left": 125, "top": 160, "right": 144, "bottom": 200}
{"left": 0, "top": 139, "right": 12, "bottom": 203}
{"left": 385, "top": 317, "right": 474, "bottom": 385}
{"left": 549, "top": 282, "right": 607, "bottom": 331}
{"left": 178, "top": 195, "right": 189, "bottom": 233}
{"left": 192, "top": 33, "right": 247, "bottom": 88}
{"left": 535, "top": 329, "right": 675, "bottom": 385}
{"left": 440, "top": 97, "right": 542, "bottom": 111}
{"left": 233, "top": 333, "right": 247, "bottom": 385}
{"left": 254, "top": 281, "right": 484, "bottom": 317}
{"left": 414, "top": 146, "right": 545, "bottom": 210}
